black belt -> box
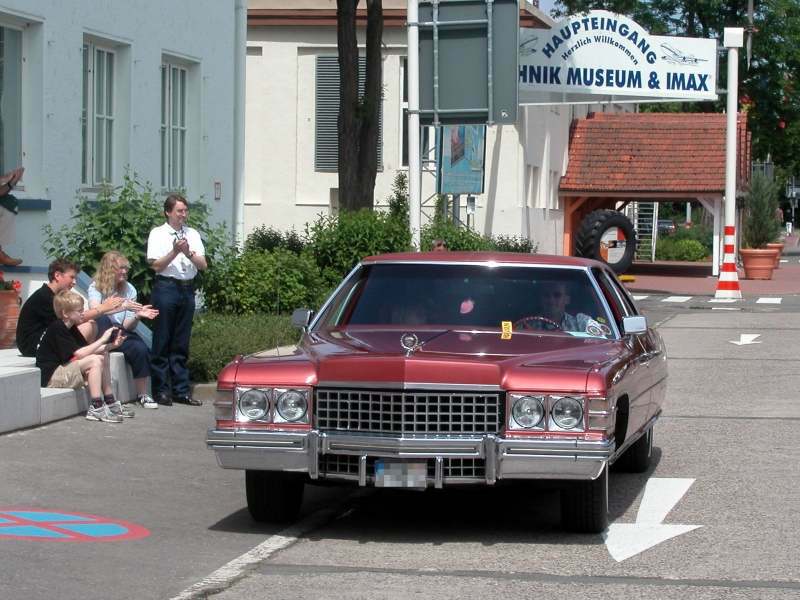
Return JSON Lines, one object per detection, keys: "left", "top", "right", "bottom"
{"left": 156, "top": 275, "right": 195, "bottom": 287}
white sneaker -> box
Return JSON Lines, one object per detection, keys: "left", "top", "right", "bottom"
{"left": 108, "top": 400, "right": 135, "bottom": 418}
{"left": 86, "top": 404, "right": 123, "bottom": 423}
{"left": 138, "top": 394, "right": 159, "bottom": 409}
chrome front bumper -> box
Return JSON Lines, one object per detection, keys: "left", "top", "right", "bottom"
{"left": 207, "top": 429, "right": 613, "bottom": 485}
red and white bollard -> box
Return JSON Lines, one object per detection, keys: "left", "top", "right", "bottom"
{"left": 714, "top": 225, "right": 742, "bottom": 300}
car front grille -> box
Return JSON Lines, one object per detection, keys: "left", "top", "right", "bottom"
{"left": 319, "top": 455, "right": 486, "bottom": 480}
{"left": 315, "top": 388, "right": 502, "bottom": 435}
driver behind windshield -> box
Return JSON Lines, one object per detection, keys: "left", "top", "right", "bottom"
{"left": 523, "top": 281, "right": 606, "bottom": 336}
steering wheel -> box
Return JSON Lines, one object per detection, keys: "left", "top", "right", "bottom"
{"left": 514, "top": 315, "right": 561, "bottom": 330}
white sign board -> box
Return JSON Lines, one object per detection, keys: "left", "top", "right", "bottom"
{"left": 519, "top": 11, "right": 718, "bottom": 105}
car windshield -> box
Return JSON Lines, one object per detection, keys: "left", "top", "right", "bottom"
{"left": 315, "top": 263, "right": 615, "bottom": 339}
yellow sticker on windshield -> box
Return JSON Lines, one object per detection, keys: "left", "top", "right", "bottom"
{"left": 501, "top": 321, "right": 512, "bottom": 340}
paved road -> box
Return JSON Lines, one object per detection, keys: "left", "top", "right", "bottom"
{"left": 1, "top": 305, "right": 799, "bottom": 599}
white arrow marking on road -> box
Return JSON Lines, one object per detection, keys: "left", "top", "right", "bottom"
{"left": 729, "top": 333, "right": 762, "bottom": 345}
{"left": 603, "top": 478, "right": 700, "bottom": 562}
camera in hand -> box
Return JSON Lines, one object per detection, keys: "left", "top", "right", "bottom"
{"left": 109, "top": 327, "right": 121, "bottom": 343}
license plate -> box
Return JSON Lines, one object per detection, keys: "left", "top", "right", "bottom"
{"left": 374, "top": 460, "right": 427, "bottom": 488}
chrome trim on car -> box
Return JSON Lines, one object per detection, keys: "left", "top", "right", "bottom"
{"left": 207, "top": 428, "right": 619, "bottom": 484}
{"left": 315, "top": 381, "right": 504, "bottom": 392}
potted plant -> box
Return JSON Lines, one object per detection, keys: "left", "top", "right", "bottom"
{"left": 740, "top": 173, "right": 782, "bottom": 280}
{"left": 0, "top": 272, "right": 22, "bottom": 349}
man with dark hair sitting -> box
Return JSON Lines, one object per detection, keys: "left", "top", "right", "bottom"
{"left": 16, "top": 258, "right": 128, "bottom": 357}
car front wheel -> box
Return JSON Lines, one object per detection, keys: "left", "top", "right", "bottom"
{"left": 245, "top": 470, "right": 305, "bottom": 523}
{"left": 615, "top": 427, "right": 653, "bottom": 473}
{"left": 560, "top": 465, "right": 609, "bottom": 534}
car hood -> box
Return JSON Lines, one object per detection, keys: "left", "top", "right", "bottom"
{"left": 237, "top": 328, "right": 624, "bottom": 393}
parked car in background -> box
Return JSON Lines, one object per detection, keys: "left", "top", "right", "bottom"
{"left": 658, "top": 219, "right": 678, "bottom": 235}
{"left": 207, "top": 253, "right": 668, "bottom": 533}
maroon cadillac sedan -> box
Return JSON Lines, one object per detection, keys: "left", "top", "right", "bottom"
{"left": 207, "top": 252, "right": 667, "bottom": 533}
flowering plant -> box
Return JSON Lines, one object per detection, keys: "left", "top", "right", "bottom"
{"left": 0, "top": 273, "right": 22, "bottom": 292}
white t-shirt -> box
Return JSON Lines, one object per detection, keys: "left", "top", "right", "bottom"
{"left": 146, "top": 222, "right": 205, "bottom": 280}
{"left": 87, "top": 281, "right": 137, "bottom": 327}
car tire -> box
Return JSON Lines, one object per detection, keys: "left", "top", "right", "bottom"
{"left": 560, "top": 465, "right": 609, "bottom": 534}
{"left": 574, "top": 209, "right": 637, "bottom": 274}
{"left": 245, "top": 470, "right": 305, "bottom": 523}
{"left": 614, "top": 427, "right": 653, "bottom": 474}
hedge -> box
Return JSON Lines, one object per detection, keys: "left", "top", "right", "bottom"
{"left": 188, "top": 312, "right": 300, "bottom": 382}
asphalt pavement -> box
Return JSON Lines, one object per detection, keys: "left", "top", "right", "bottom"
{"left": 2, "top": 289, "right": 800, "bottom": 600}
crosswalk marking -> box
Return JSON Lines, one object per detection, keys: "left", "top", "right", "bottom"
{"left": 632, "top": 295, "right": 649, "bottom": 301}
{"left": 662, "top": 296, "right": 692, "bottom": 303}
{"left": 708, "top": 298, "right": 738, "bottom": 303}
{"left": 780, "top": 259, "right": 788, "bottom": 263}
{"left": 711, "top": 307, "right": 742, "bottom": 311}
{"left": 756, "top": 297, "right": 782, "bottom": 304}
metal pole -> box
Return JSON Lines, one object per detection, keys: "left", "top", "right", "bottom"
{"left": 724, "top": 34, "right": 742, "bottom": 256}
{"left": 233, "top": 0, "right": 247, "bottom": 247}
{"left": 408, "top": 0, "right": 422, "bottom": 249}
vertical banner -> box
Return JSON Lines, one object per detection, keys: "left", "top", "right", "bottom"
{"left": 437, "top": 125, "right": 487, "bottom": 195}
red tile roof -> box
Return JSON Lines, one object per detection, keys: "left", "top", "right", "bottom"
{"left": 560, "top": 112, "right": 751, "bottom": 195}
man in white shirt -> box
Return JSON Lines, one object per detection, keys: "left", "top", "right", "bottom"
{"left": 146, "top": 194, "right": 207, "bottom": 406}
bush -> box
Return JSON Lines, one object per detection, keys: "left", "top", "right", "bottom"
{"left": 244, "top": 226, "right": 306, "bottom": 254}
{"left": 387, "top": 171, "right": 409, "bottom": 224}
{"left": 743, "top": 172, "right": 782, "bottom": 249}
{"left": 420, "top": 220, "right": 493, "bottom": 251}
{"left": 188, "top": 312, "right": 300, "bottom": 382}
{"left": 491, "top": 234, "right": 538, "bottom": 253}
{"left": 41, "top": 173, "right": 229, "bottom": 300}
{"left": 420, "top": 220, "right": 537, "bottom": 253}
{"left": 306, "top": 209, "right": 412, "bottom": 280}
{"left": 201, "top": 248, "right": 328, "bottom": 315}
{"left": 669, "top": 223, "right": 713, "bottom": 255}
{"left": 655, "top": 238, "right": 708, "bottom": 261}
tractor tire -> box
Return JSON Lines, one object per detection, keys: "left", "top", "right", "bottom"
{"left": 574, "top": 209, "right": 637, "bottom": 274}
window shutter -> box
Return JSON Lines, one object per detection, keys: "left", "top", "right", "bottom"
{"left": 315, "top": 56, "right": 382, "bottom": 172}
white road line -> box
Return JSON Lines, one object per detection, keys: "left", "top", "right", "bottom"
{"left": 662, "top": 296, "right": 692, "bottom": 303}
{"left": 711, "top": 307, "right": 741, "bottom": 311}
{"left": 632, "top": 295, "right": 649, "bottom": 301}
{"left": 780, "top": 259, "right": 788, "bottom": 263}
{"left": 708, "top": 298, "right": 738, "bottom": 303}
{"left": 756, "top": 297, "right": 782, "bottom": 304}
{"left": 169, "top": 507, "right": 341, "bottom": 600}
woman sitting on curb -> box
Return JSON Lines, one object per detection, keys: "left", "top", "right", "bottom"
{"left": 88, "top": 251, "right": 160, "bottom": 409}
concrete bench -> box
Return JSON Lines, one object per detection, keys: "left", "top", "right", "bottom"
{"left": 0, "top": 349, "right": 143, "bottom": 434}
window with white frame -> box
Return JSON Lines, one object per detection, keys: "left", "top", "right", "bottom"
{"left": 161, "top": 61, "right": 187, "bottom": 190}
{"left": 0, "top": 25, "right": 22, "bottom": 175}
{"left": 81, "top": 42, "right": 115, "bottom": 185}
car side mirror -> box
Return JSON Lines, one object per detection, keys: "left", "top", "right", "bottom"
{"left": 622, "top": 315, "right": 647, "bottom": 335}
{"left": 291, "top": 308, "right": 314, "bottom": 330}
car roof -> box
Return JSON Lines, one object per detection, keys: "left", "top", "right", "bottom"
{"left": 361, "top": 251, "right": 605, "bottom": 269}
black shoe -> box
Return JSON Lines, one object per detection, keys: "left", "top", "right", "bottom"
{"left": 156, "top": 392, "right": 173, "bottom": 406}
{"left": 174, "top": 395, "right": 202, "bottom": 406}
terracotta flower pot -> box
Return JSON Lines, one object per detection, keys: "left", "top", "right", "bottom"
{"left": 740, "top": 248, "right": 777, "bottom": 280}
{"left": 0, "top": 289, "right": 20, "bottom": 349}
{"left": 766, "top": 242, "right": 785, "bottom": 268}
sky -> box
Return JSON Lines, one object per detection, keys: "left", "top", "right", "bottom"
{"left": 537, "top": 0, "right": 556, "bottom": 18}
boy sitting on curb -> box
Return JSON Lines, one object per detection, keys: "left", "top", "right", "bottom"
{"left": 35, "top": 290, "right": 132, "bottom": 423}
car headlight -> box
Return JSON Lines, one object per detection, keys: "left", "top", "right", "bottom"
{"left": 552, "top": 396, "right": 584, "bottom": 429}
{"left": 275, "top": 389, "right": 308, "bottom": 422}
{"left": 238, "top": 388, "right": 269, "bottom": 421}
{"left": 511, "top": 395, "right": 545, "bottom": 429}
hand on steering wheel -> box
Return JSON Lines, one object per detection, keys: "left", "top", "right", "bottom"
{"left": 514, "top": 315, "right": 562, "bottom": 330}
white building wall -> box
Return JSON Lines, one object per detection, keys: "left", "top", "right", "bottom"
{"left": 244, "top": 10, "right": 632, "bottom": 253}
{"left": 2, "top": 1, "right": 236, "bottom": 269}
